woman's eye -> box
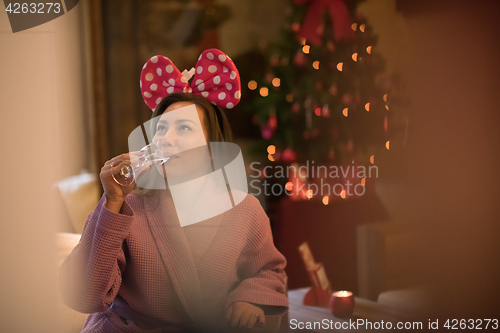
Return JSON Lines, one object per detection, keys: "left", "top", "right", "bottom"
{"left": 179, "top": 124, "right": 191, "bottom": 131}
{"left": 157, "top": 125, "right": 166, "bottom": 132}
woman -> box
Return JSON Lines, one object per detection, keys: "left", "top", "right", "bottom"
{"left": 59, "top": 50, "right": 288, "bottom": 333}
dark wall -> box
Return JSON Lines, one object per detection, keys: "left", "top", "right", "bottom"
{"left": 384, "top": 0, "right": 500, "bottom": 318}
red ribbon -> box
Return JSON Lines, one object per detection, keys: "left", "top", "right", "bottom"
{"left": 295, "top": 0, "right": 354, "bottom": 45}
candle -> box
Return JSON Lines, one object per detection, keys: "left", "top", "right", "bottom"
{"left": 329, "top": 290, "right": 355, "bottom": 318}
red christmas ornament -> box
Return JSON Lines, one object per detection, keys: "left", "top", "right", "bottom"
{"left": 342, "top": 94, "right": 353, "bottom": 106}
{"left": 329, "top": 85, "right": 338, "bottom": 95}
{"left": 269, "top": 113, "right": 277, "bottom": 129}
{"left": 322, "top": 104, "right": 330, "bottom": 117}
{"left": 346, "top": 140, "right": 354, "bottom": 153}
{"left": 274, "top": 151, "right": 281, "bottom": 161}
{"left": 282, "top": 148, "right": 297, "bottom": 163}
{"left": 294, "top": 52, "right": 306, "bottom": 66}
{"left": 262, "top": 126, "right": 273, "bottom": 139}
{"left": 328, "top": 148, "right": 335, "bottom": 160}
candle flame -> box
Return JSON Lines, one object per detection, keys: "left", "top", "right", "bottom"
{"left": 333, "top": 290, "right": 353, "bottom": 297}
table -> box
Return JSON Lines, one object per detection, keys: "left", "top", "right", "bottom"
{"left": 286, "top": 288, "right": 419, "bottom": 332}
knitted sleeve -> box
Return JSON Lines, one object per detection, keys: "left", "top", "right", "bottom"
{"left": 224, "top": 196, "right": 289, "bottom": 317}
{"left": 58, "top": 195, "right": 134, "bottom": 313}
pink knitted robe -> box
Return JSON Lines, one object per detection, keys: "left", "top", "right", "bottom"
{"left": 59, "top": 190, "right": 288, "bottom": 332}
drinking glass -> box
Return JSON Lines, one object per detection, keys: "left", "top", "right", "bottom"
{"left": 110, "top": 142, "right": 169, "bottom": 186}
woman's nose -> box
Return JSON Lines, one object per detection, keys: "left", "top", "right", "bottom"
{"left": 158, "top": 129, "right": 177, "bottom": 148}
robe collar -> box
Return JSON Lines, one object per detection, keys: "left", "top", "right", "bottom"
{"left": 143, "top": 189, "right": 224, "bottom": 324}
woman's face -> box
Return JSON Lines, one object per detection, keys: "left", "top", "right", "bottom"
{"left": 152, "top": 101, "right": 211, "bottom": 182}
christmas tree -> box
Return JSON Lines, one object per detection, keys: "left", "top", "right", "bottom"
{"left": 245, "top": 0, "right": 390, "bottom": 165}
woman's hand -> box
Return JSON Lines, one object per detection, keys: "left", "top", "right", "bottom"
{"left": 100, "top": 153, "right": 137, "bottom": 213}
{"left": 225, "top": 301, "right": 265, "bottom": 330}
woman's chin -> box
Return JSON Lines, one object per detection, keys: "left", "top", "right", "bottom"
{"left": 155, "top": 160, "right": 182, "bottom": 177}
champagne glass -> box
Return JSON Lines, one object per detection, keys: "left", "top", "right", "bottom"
{"left": 110, "top": 142, "right": 169, "bottom": 186}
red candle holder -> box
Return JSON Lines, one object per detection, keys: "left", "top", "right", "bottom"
{"left": 329, "top": 291, "right": 355, "bottom": 318}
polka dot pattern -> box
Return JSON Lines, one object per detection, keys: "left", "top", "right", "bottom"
{"left": 140, "top": 49, "right": 241, "bottom": 111}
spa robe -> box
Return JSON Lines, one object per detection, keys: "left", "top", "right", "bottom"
{"left": 59, "top": 190, "right": 288, "bottom": 332}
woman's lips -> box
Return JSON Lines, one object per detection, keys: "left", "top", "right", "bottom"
{"left": 161, "top": 155, "right": 178, "bottom": 164}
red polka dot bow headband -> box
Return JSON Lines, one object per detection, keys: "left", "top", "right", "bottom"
{"left": 140, "top": 49, "right": 241, "bottom": 111}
